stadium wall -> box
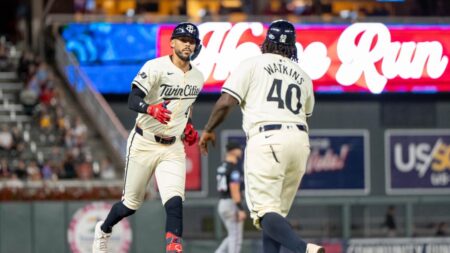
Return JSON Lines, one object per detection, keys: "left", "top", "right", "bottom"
{"left": 109, "top": 97, "right": 450, "bottom": 197}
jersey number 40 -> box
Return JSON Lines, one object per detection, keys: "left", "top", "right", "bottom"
{"left": 267, "top": 78, "right": 302, "bottom": 115}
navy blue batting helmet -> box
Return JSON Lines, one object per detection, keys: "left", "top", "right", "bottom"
{"left": 171, "top": 22, "right": 202, "bottom": 60}
{"left": 266, "top": 20, "right": 296, "bottom": 45}
{"left": 171, "top": 22, "right": 201, "bottom": 45}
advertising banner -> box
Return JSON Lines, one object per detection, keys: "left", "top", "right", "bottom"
{"left": 221, "top": 129, "right": 370, "bottom": 195}
{"left": 68, "top": 202, "right": 132, "bottom": 253}
{"left": 347, "top": 238, "right": 450, "bottom": 253}
{"left": 160, "top": 22, "right": 450, "bottom": 94}
{"left": 63, "top": 22, "right": 450, "bottom": 94}
{"left": 185, "top": 141, "right": 203, "bottom": 191}
{"left": 385, "top": 130, "right": 450, "bottom": 195}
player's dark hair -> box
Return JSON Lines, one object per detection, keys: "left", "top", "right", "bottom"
{"left": 226, "top": 142, "right": 241, "bottom": 152}
{"left": 261, "top": 40, "right": 298, "bottom": 63}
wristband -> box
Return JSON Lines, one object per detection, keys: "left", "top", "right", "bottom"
{"left": 236, "top": 202, "right": 244, "bottom": 211}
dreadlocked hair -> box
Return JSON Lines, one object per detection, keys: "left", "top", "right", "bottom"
{"left": 261, "top": 40, "right": 298, "bottom": 62}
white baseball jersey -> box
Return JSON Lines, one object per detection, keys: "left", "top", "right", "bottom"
{"left": 122, "top": 55, "right": 204, "bottom": 209}
{"left": 132, "top": 56, "right": 205, "bottom": 137}
{"left": 222, "top": 53, "right": 314, "bottom": 133}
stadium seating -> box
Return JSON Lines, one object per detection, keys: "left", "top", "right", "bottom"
{"left": 0, "top": 48, "right": 122, "bottom": 200}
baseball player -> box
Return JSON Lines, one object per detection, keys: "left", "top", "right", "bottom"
{"left": 199, "top": 20, "right": 324, "bottom": 253}
{"left": 215, "top": 142, "right": 246, "bottom": 253}
{"left": 92, "top": 22, "right": 204, "bottom": 253}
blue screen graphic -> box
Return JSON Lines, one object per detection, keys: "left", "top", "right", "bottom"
{"left": 62, "top": 23, "right": 158, "bottom": 93}
{"left": 80, "top": 64, "right": 142, "bottom": 93}
{"left": 62, "top": 23, "right": 158, "bottom": 64}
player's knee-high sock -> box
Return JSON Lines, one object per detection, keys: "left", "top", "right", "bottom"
{"left": 101, "top": 201, "right": 136, "bottom": 233}
{"left": 263, "top": 230, "right": 281, "bottom": 253}
{"left": 165, "top": 196, "right": 183, "bottom": 237}
{"left": 260, "top": 212, "right": 307, "bottom": 253}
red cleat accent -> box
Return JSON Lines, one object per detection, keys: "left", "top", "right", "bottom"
{"left": 166, "top": 232, "right": 183, "bottom": 253}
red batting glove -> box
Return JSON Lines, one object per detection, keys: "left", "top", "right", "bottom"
{"left": 147, "top": 101, "right": 172, "bottom": 124}
{"left": 183, "top": 122, "right": 198, "bottom": 146}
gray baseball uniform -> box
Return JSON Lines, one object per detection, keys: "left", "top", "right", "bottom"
{"left": 215, "top": 161, "right": 244, "bottom": 253}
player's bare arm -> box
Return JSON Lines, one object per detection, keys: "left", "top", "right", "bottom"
{"left": 199, "top": 93, "right": 239, "bottom": 154}
{"left": 204, "top": 93, "right": 238, "bottom": 132}
{"left": 230, "top": 182, "right": 247, "bottom": 221}
{"left": 229, "top": 182, "right": 242, "bottom": 204}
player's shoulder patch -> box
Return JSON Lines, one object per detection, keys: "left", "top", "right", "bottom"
{"left": 230, "top": 170, "right": 240, "bottom": 181}
{"left": 139, "top": 72, "right": 147, "bottom": 79}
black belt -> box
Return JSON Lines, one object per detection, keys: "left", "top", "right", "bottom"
{"left": 135, "top": 126, "right": 176, "bottom": 145}
{"left": 259, "top": 124, "right": 307, "bottom": 133}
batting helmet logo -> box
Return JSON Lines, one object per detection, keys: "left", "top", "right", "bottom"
{"left": 266, "top": 20, "right": 296, "bottom": 45}
{"left": 186, "top": 25, "right": 195, "bottom": 34}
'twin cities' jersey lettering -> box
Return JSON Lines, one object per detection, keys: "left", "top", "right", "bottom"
{"left": 160, "top": 84, "right": 201, "bottom": 98}
{"left": 131, "top": 56, "right": 205, "bottom": 137}
{"left": 263, "top": 63, "right": 304, "bottom": 86}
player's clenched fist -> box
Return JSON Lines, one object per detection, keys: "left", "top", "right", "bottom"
{"left": 147, "top": 100, "right": 171, "bottom": 124}
{"left": 183, "top": 122, "right": 198, "bottom": 146}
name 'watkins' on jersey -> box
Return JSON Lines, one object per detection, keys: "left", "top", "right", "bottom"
{"left": 221, "top": 53, "right": 314, "bottom": 134}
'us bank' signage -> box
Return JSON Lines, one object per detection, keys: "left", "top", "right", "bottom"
{"left": 385, "top": 130, "right": 450, "bottom": 194}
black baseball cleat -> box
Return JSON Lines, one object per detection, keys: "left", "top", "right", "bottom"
{"left": 306, "top": 243, "right": 325, "bottom": 253}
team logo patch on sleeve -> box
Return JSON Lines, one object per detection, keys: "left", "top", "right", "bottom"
{"left": 139, "top": 72, "right": 147, "bottom": 79}
{"left": 231, "top": 171, "right": 240, "bottom": 182}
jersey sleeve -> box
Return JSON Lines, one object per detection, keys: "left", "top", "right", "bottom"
{"left": 221, "top": 61, "right": 252, "bottom": 104}
{"left": 131, "top": 61, "right": 158, "bottom": 95}
{"left": 304, "top": 79, "right": 315, "bottom": 117}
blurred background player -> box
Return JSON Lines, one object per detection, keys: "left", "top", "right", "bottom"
{"left": 92, "top": 22, "right": 204, "bottom": 253}
{"left": 384, "top": 205, "right": 397, "bottom": 237}
{"left": 199, "top": 20, "right": 323, "bottom": 253}
{"left": 215, "top": 142, "right": 246, "bottom": 253}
